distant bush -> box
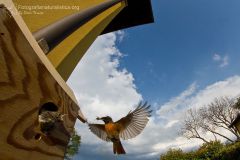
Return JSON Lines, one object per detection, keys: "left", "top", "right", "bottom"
{"left": 65, "top": 130, "right": 81, "bottom": 160}
{"left": 160, "top": 148, "right": 189, "bottom": 160}
{"left": 213, "top": 141, "right": 240, "bottom": 160}
{"left": 160, "top": 141, "right": 240, "bottom": 160}
{"left": 194, "top": 141, "right": 224, "bottom": 159}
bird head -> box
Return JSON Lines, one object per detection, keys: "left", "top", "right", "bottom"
{"left": 96, "top": 116, "right": 113, "bottom": 124}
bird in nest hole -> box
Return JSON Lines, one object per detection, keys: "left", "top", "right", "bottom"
{"left": 38, "top": 111, "right": 66, "bottom": 135}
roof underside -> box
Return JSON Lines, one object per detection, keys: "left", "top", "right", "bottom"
{"left": 102, "top": 0, "right": 154, "bottom": 34}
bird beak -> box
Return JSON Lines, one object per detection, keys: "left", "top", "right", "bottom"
{"left": 96, "top": 117, "right": 101, "bottom": 120}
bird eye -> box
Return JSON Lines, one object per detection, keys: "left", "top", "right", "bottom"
{"left": 34, "top": 133, "right": 42, "bottom": 140}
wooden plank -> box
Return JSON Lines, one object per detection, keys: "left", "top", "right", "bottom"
{"left": 0, "top": 3, "right": 84, "bottom": 160}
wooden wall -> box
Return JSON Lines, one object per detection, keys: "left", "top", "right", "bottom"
{"left": 0, "top": 3, "right": 84, "bottom": 159}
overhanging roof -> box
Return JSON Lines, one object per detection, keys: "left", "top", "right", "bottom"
{"left": 102, "top": 0, "right": 154, "bottom": 34}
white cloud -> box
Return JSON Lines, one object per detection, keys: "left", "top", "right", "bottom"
{"left": 122, "top": 76, "right": 240, "bottom": 158}
{"left": 157, "top": 82, "right": 197, "bottom": 116}
{"left": 115, "top": 30, "right": 125, "bottom": 42}
{"left": 213, "top": 53, "right": 221, "bottom": 61}
{"left": 67, "top": 31, "right": 240, "bottom": 159}
{"left": 147, "top": 76, "right": 240, "bottom": 154}
{"left": 68, "top": 32, "right": 142, "bottom": 122}
{"left": 212, "top": 53, "right": 229, "bottom": 68}
{"left": 165, "top": 120, "right": 179, "bottom": 128}
{"left": 220, "top": 55, "right": 229, "bottom": 68}
{"left": 67, "top": 32, "right": 142, "bottom": 155}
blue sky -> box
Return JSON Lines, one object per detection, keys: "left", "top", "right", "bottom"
{"left": 118, "top": 0, "right": 240, "bottom": 103}
{"left": 67, "top": 0, "right": 240, "bottom": 159}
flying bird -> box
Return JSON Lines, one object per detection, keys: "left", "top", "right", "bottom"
{"left": 88, "top": 102, "right": 151, "bottom": 154}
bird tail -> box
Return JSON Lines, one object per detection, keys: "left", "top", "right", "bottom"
{"left": 113, "top": 140, "right": 126, "bottom": 154}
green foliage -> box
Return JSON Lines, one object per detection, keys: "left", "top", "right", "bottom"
{"left": 65, "top": 130, "right": 81, "bottom": 160}
{"left": 194, "top": 141, "right": 224, "bottom": 159}
{"left": 160, "top": 148, "right": 186, "bottom": 160}
{"left": 160, "top": 141, "right": 240, "bottom": 160}
{"left": 214, "top": 141, "right": 240, "bottom": 160}
{"left": 160, "top": 148, "right": 196, "bottom": 160}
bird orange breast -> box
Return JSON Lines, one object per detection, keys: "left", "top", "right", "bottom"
{"left": 105, "top": 123, "right": 119, "bottom": 136}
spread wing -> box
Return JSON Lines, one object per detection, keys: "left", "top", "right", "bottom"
{"left": 116, "top": 101, "right": 151, "bottom": 140}
{"left": 88, "top": 124, "right": 110, "bottom": 142}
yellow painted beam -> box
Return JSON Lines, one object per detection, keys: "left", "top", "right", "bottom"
{"left": 13, "top": 0, "right": 126, "bottom": 81}
{"left": 12, "top": 0, "right": 107, "bottom": 32}
{"left": 53, "top": 2, "right": 126, "bottom": 80}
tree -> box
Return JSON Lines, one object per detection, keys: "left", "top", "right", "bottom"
{"left": 200, "top": 97, "right": 239, "bottom": 141}
{"left": 64, "top": 130, "right": 81, "bottom": 160}
{"left": 233, "top": 97, "right": 240, "bottom": 109}
{"left": 180, "top": 108, "right": 210, "bottom": 143}
{"left": 181, "top": 97, "right": 239, "bottom": 143}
